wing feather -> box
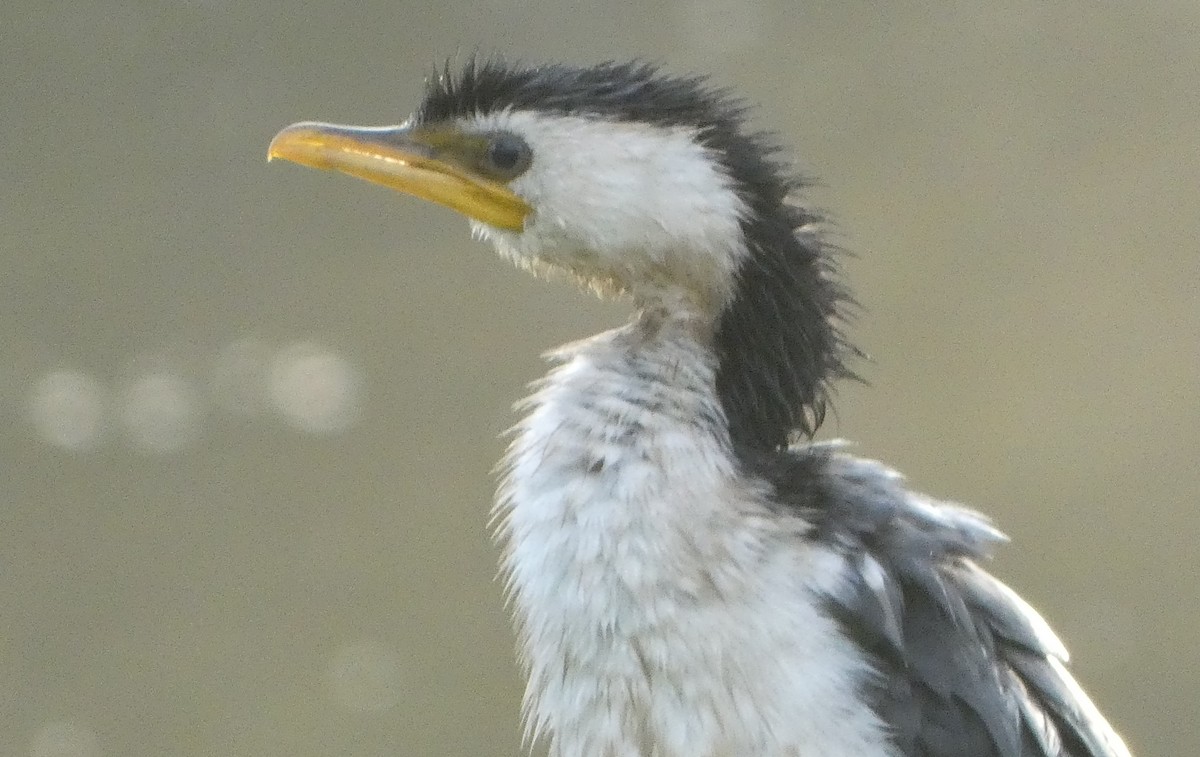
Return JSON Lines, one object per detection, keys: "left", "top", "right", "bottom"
{"left": 752, "top": 443, "right": 1132, "bottom": 757}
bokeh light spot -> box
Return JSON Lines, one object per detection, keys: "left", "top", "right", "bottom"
{"left": 28, "top": 370, "right": 106, "bottom": 451}
{"left": 268, "top": 342, "right": 362, "bottom": 434}
{"left": 119, "top": 370, "right": 201, "bottom": 454}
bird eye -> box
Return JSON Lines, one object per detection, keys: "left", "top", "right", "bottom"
{"left": 482, "top": 133, "right": 532, "bottom": 180}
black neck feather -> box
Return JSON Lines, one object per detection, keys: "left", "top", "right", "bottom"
{"left": 711, "top": 150, "right": 858, "bottom": 455}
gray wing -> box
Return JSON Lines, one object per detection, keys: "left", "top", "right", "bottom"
{"left": 751, "top": 442, "right": 1131, "bottom": 757}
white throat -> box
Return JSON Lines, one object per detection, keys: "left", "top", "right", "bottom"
{"left": 493, "top": 314, "right": 895, "bottom": 757}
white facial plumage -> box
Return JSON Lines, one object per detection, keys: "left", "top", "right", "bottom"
{"left": 465, "top": 110, "right": 750, "bottom": 311}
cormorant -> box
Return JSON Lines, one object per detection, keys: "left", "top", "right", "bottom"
{"left": 268, "top": 59, "right": 1131, "bottom": 757}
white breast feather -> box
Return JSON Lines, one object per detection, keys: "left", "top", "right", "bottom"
{"left": 494, "top": 324, "right": 898, "bottom": 757}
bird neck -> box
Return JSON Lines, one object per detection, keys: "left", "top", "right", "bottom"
{"left": 534, "top": 309, "right": 732, "bottom": 453}
{"left": 499, "top": 311, "right": 738, "bottom": 535}
{"left": 611, "top": 215, "right": 851, "bottom": 458}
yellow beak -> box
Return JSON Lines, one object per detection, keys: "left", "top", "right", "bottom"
{"left": 268, "top": 121, "right": 531, "bottom": 231}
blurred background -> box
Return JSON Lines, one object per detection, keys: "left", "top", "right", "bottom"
{"left": 2, "top": 0, "right": 1197, "bottom": 755}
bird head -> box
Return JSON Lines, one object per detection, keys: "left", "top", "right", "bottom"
{"left": 271, "top": 60, "right": 775, "bottom": 313}
{"left": 270, "top": 58, "right": 858, "bottom": 450}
